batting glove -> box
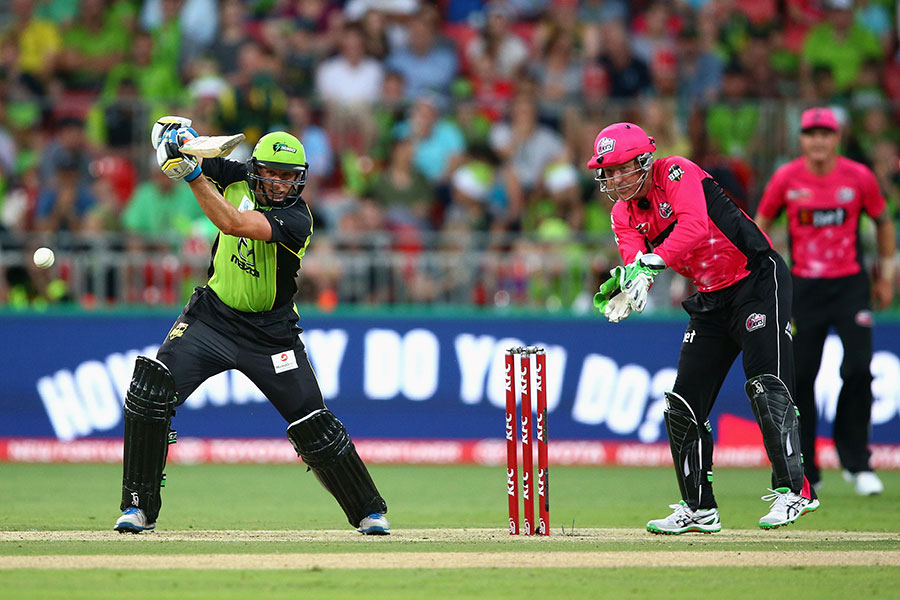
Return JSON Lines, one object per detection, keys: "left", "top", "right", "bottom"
{"left": 622, "top": 252, "right": 666, "bottom": 313}
{"left": 151, "top": 116, "right": 193, "bottom": 149}
{"left": 156, "top": 139, "right": 202, "bottom": 182}
{"left": 163, "top": 125, "right": 199, "bottom": 148}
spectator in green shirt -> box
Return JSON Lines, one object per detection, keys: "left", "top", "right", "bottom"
{"left": 122, "top": 164, "right": 212, "bottom": 250}
{"left": 102, "top": 32, "right": 185, "bottom": 103}
{"left": 56, "top": 0, "right": 135, "bottom": 91}
{"left": 801, "top": 0, "right": 882, "bottom": 93}
{"left": 705, "top": 61, "right": 760, "bottom": 159}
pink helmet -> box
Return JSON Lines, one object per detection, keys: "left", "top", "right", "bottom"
{"left": 586, "top": 122, "right": 656, "bottom": 169}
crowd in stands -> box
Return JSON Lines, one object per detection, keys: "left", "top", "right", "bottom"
{"left": 1, "top": 0, "right": 900, "bottom": 310}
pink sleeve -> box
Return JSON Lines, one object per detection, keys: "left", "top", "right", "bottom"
{"left": 860, "top": 166, "right": 887, "bottom": 218}
{"left": 652, "top": 164, "right": 709, "bottom": 266}
{"left": 610, "top": 203, "right": 645, "bottom": 264}
{"left": 757, "top": 168, "right": 787, "bottom": 220}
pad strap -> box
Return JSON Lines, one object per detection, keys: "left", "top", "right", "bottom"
{"left": 120, "top": 356, "right": 177, "bottom": 522}
{"left": 664, "top": 392, "right": 715, "bottom": 511}
{"left": 287, "top": 409, "right": 387, "bottom": 527}
{"left": 746, "top": 374, "right": 805, "bottom": 492}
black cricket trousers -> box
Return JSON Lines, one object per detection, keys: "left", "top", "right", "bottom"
{"left": 793, "top": 271, "right": 875, "bottom": 482}
{"left": 156, "top": 288, "right": 325, "bottom": 424}
{"left": 671, "top": 251, "right": 795, "bottom": 507}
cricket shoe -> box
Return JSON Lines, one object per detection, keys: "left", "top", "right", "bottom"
{"left": 114, "top": 507, "right": 155, "bottom": 534}
{"left": 843, "top": 470, "right": 884, "bottom": 496}
{"left": 758, "top": 485, "right": 819, "bottom": 530}
{"left": 357, "top": 512, "right": 390, "bottom": 535}
{"left": 647, "top": 501, "right": 721, "bottom": 535}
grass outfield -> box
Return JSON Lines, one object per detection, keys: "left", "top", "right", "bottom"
{"left": 1, "top": 464, "right": 899, "bottom": 599}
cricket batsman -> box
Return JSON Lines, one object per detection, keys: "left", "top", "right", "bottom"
{"left": 589, "top": 122, "right": 818, "bottom": 533}
{"left": 114, "top": 117, "right": 389, "bottom": 535}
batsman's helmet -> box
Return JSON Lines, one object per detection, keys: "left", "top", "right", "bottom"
{"left": 248, "top": 132, "right": 308, "bottom": 208}
{"left": 587, "top": 122, "right": 656, "bottom": 202}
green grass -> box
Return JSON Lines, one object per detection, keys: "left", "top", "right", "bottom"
{"left": 1, "top": 464, "right": 899, "bottom": 599}
{"left": 2, "top": 464, "right": 899, "bottom": 532}
{"left": 0, "top": 567, "right": 896, "bottom": 600}
{"left": 1, "top": 568, "right": 899, "bottom": 600}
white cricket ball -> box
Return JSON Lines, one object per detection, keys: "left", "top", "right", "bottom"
{"left": 33, "top": 247, "right": 55, "bottom": 269}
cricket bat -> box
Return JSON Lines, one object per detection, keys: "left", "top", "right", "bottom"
{"left": 179, "top": 134, "right": 246, "bottom": 158}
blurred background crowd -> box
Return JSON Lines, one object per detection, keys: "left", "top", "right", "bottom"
{"left": 1, "top": 0, "right": 899, "bottom": 312}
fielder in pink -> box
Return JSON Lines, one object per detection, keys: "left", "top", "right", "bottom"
{"left": 757, "top": 155, "right": 886, "bottom": 279}
{"left": 756, "top": 106, "right": 895, "bottom": 495}
{"left": 589, "top": 122, "right": 818, "bottom": 534}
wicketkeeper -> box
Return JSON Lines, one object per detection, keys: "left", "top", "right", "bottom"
{"left": 114, "top": 117, "right": 389, "bottom": 535}
{"left": 589, "top": 122, "right": 818, "bottom": 533}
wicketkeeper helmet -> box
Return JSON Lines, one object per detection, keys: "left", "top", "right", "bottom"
{"left": 587, "top": 122, "right": 656, "bottom": 202}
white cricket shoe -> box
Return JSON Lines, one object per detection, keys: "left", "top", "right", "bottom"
{"left": 759, "top": 487, "right": 819, "bottom": 529}
{"left": 114, "top": 507, "right": 155, "bottom": 534}
{"left": 357, "top": 512, "right": 390, "bottom": 535}
{"left": 647, "top": 501, "right": 721, "bottom": 535}
{"left": 844, "top": 470, "right": 884, "bottom": 496}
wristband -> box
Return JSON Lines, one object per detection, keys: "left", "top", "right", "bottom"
{"left": 184, "top": 164, "right": 202, "bottom": 182}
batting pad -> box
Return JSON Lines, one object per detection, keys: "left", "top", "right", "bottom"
{"left": 287, "top": 409, "right": 387, "bottom": 527}
{"left": 120, "top": 356, "right": 177, "bottom": 522}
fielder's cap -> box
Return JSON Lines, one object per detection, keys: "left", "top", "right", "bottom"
{"left": 801, "top": 107, "right": 839, "bottom": 132}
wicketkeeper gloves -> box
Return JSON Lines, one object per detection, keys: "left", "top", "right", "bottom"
{"left": 593, "top": 252, "right": 666, "bottom": 322}
{"left": 593, "top": 266, "right": 632, "bottom": 323}
{"left": 622, "top": 252, "right": 666, "bottom": 313}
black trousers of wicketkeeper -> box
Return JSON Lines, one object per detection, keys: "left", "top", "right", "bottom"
{"left": 157, "top": 286, "right": 324, "bottom": 421}
{"left": 793, "top": 271, "right": 875, "bottom": 484}
{"left": 671, "top": 250, "right": 797, "bottom": 509}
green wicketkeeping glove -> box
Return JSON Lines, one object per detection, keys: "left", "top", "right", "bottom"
{"left": 593, "top": 266, "right": 624, "bottom": 312}
{"left": 593, "top": 266, "right": 632, "bottom": 323}
{"left": 621, "top": 252, "right": 666, "bottom": 313}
